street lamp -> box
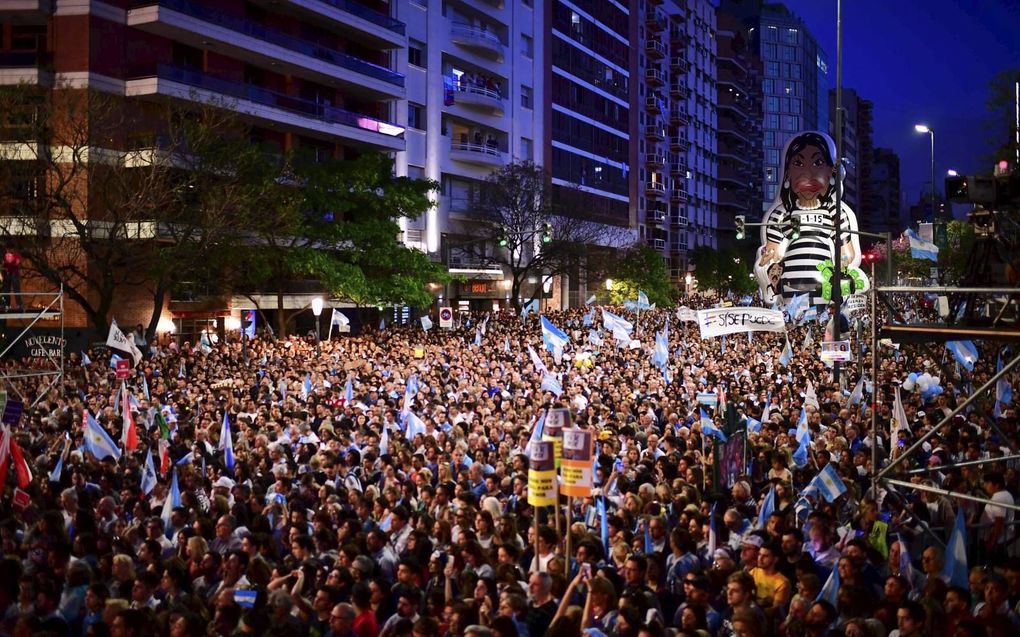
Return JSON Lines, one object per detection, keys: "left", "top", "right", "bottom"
{"left": 311, "top": 296, "right": 323, "bottom": 351}
{"left": 947, "top": 169, "right": 958, "bottom": 177}
{"left": 914, "top": 124, "right": 935, "bottom": 221}
{"left": 605, "top": 279, "right": 613, "bottom": 290}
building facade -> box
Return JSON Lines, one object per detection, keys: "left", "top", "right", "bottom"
{"left": 870, "top": 147, "right": 903, "bottom": 236}
{"left": 715, "top": 6, "right": 763, "bottom": 253}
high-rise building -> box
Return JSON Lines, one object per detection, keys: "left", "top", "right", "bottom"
{"left": 715, "top": 6, "right": 763, "bottom": 252}
{"left": 723, "top": 2, "right": 828, "bottom": 211}
{"left": 870, "top": 147, "right": 903, "bottom": 235}
{"left": 0, "top": 0, "right": 409, "bottom": 332}
{"left": 396, "top": 0, "right": 543, "bottom": 308}
{"left": 827, "top": 88, "right": 874, "bottom": 218}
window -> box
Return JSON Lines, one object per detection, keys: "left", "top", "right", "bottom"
{"left": 521, "top": 33, "right": 533, "bottom": 57}
{"left": 521, "top": 137, "right": 533, "bottom": 160}
{"left": 782, "top": 115, "right": 798, "bottom": 131}
{"left": 408, "top": 103, "right": 425, "bottom": 130}
{"left": 407, "top": 165, "right": 424, "bottom": 179}
{"left": 520, "top": 85, "right": 532, "bottom": 109}
{"left": 783, "top": 28, "right": 799, "bottom": 44}
{"left": 408, "top": 40, "right": 425, "bottom": 68}
{"left": 765, "top": 26, "right": 778, "bottom": 41}
{"left": 764, "top": 43, "right": 777, "bottom": 59}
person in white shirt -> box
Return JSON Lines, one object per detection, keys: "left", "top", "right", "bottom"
{"left": 980, "top": 472, "right": 1015, "bottom": 559}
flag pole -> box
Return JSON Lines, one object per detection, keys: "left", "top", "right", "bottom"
{"left": 533, "top": 505, "right": 540, "bottom": 574}
{"left": 326, "top": 311, "right": 335, "bottom": 342}
{"left": 565, "top": 496, "right": 572, "bottom": 571}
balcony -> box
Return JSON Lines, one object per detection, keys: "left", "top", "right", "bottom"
{"left": 646, "top": 153, "right": 665, "bottom": 168}
{"left": 128, "top": 0, "right": 404, "bottom": 98}
{"left": 648, "top": 238, "right": 666, "bottom": 251}
{"left": 669, "top": 27, "right": 685, "bottom": 44}
{"left": 670, "top": 108, "right": 689, "bottom": 125}
{"left": 670, "top": 56, "right": 689, "bottom": 74}
{"left": 125, "top": 65, "right": 405, "bottom": 151}
{"left": 670, "top": 136, "right": 690, "bottom": 152}
{"left": 649, "top": 208, "right": 667, "bottom": 224}
{"left": 645, "top": 12, "right": 665, "bottom": 32}
{"left": 645, "top": 39, "right": 665, "bottom": 60}
{"left": 671, "top": 189, "right": 689, "bottom": 203}
{"left": 645, "top": 181, "right": 666, "bottom": 197}
{"left": 0, "top": 142, "right": 42, "bottom": 161}
{"left": 450, "top": 140, "right": 506, "bottom": 167}
{"left": 0, "top": 51, "right": 52, "bottom": 86}
{"left": 450, "top": 22, "right": 504, "bottom": 61}
{"left": 669, "top": 83, "right": 689, "bottom": 99}
{"left": 672, "top": 215, "right": 689, "bottom": 227}
{"left": 644, "top": 96, "right": 662, "bottom": 115}
{"left": 670, "top": 161, "right": 687, "bottom": 176}
{"left": 253, "top": 0, "right": 405, "bottom": 47}
{"left": 645, "top": 68, "right": 665, "bottom": 87}
{"left": 644, "top": 125, "right": 665, "bottom": 142}
{"left": 448, "top": 79, "right": 504, "bottom": 116}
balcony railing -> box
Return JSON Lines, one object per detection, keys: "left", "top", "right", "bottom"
{"left": 134, "top": 0, "right": 404, "bottom": 86}
{"left": 451, "top": 22, "right": 504, "bottom": 56}
{"left": 140, "top": 64, "right": 404, "bottom": 137}
{"left": 0, "top": 51, "right": 49, "bottom": 66}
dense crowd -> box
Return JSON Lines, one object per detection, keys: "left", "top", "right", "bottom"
{"left": 0, "top": 298, "right": 1018, "bottom": 637}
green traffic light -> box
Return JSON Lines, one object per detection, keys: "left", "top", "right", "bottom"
{"left": 735, "top": 231, "right": 745, "bottom": 241}
{"left": 542, "top": 234, "right": 551, "bottom": 243}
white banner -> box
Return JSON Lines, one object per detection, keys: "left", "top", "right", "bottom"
{"left": 677, "top": 307, "right": 698, "bottom": 322}
{"left": 697, "top": 307, "right": 786, "bottom": 339}
{"left": 106, "top": 322, "right": 142, "bottom": 367}
{"left": 845, "top": 296, "right": 867, "bottom": 316}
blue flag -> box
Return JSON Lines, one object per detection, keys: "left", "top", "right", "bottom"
{"left": 757, "top": 485, "right": 776, "bottom": 529}
{"left": 540, "top": 315, "right": 569, "bottom": 353}
{"left": 779, "top": 338, "right": 793, "bottom": 367}
{"left": 637, "top": 290, "right": 650, "bottom": 310}
{"left": 786, "top": 292, "right": 809, "bottom": 321}
{"left": 644, "top": 519, "right": 654, "bottom": 554}
{"left": 946, "top": 340, "right": 978, "bottom": 372}
{"left": 84, "top": 411, "right": 122, "bottom": 462}
{"left": 504, "top": 337, "right": 511, "bottom": 353}
{"left": 942, "top": 508, "right": 969, "bottom": 588}
{"left": 540, "top": 374, "right": 563, "bottom": 398}
{"left": 220, "top": 412, "right": 235, "bottom": 474}
{"left": 474, "top": 328, "right": 482, "bottom": 347}
{"left": 243, "top": 309, "right": 256, "bottom": 339}
{"left": 140, "top": 448, "right": 157, "bottom": 495}
{"left": 817, "top": 564, "right": 841, "bottom": 605}
{"left": 700, "top": 408, "right": 727, "bottom": 442}
{"left": 344, "top": 377, "right": 354, "bottom": 403}
{"left": 905, "top": 228, "right": 940, "bottom": 261}
{"left": 598, "top": 496, "right": 609, "bottom": 555}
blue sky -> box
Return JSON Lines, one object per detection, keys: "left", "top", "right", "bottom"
{"left": 780, "top": 0, "right": 1019, "bottom": 209}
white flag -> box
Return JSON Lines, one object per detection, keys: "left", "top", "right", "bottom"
{"left": 106, "top": 319, "right": 143, "bottom": 367}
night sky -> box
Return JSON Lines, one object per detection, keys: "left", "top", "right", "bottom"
{"left": 779, "top": 0, "right": 1019, "bottom": 215}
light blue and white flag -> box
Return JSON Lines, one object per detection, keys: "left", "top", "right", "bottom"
{"left": 140, "top": 448, "right": 158, "bottom": 495}
{"left": 234, "top": 590, "right": 257, "bottom": 609}
{"left": 586, "top": 294, "right": 597, "bottom": 306}
{"left": 527, "top": 411, "right": 547, "bottom": 453}
{"left": 474, "top": 328, "right": 482, "bottom": 347}
{"left": 405, "top": 412, "right": 427, "bottom": 439}
{"left": 779, "top": 338, "right": 793, "bottom": 367}
{"left": 652, "top": 330, "right": 669, "bottom": 369}
{"left": 84, "top": 411, "right": 121, "bottom": 462}
{"left": 331, "top": 308, "right": 350, "bottom": 327}
{"left": 589, "top": 330, "right": 603, "bottom": 347}
{"left": 699, "top": 408, "right": 727, "bottom": 442}
{"left": 582, "top": 309, "right": 594, "bottom": 327}
{"left": 786, "top": 292, "right": 809, "bottom": 321}
{"left": 420, "top": 316, "right": 433, "bottom": 331}
{"left": 848, "top": 376, "right": 865, "bottom": 406}
{"left": 220, "top": 412, "right": 235, "bottom": 474}
{"left": 637, "top": 290, "right": 650, "bottom": 310}
{"left": 817, "top": 564, "right": 841, "bottom": 605}
{"left": 942, "top": 508, "right": 969, "bottom": 588}
{"left": 504, "top": 337, "right": 511, "bottom": 353}
{"left": 527, "top": 344, "right": 548, "bottom": 374}
{"left": 757, "top": 485, "right": 776, "bottom": 529}
{"left": 905, "top": 228, "right": 939, "bottom": 262}
{"left": 344, "top": 377, "right": 354, "bottom": 403}
{"left": 602, "top": 309, "right": 633, "bottom": 333}
{"left": 745, "top": 415, "right": 762, "bottom": 433}
{"left": 81, "top": 350, "right": 92, "bottom": 366}
{"left": 161, "top": 468, "right": 181, "bottom": 537}
{"left": 379, "top": 422, "right": 389, "bottom": 456}
{"left": 540, "top": 315, "right": 569, "bottom": 353}
{"left": 540, "top": 374, "right": 563, "bottom": 397}
{"left": 811, "top": 464, "right": 848, "bottom": 502}
{"left": 946, "top": 340, "right": 978, "bottom": 372}
{"left": 302, "top": 374, "right": 312, "bottom": 400}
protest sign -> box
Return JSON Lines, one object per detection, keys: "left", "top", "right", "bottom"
{"left": 527, "top": 441, "right": 557, "bottom": 505}
{"left": 560, "top": 428, "right": 594, "bottom": 496}
{"left": 697, "top": 307, "right": 786, "bottom": 339}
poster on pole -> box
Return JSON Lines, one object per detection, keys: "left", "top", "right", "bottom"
{"left": 543, "top": 408, "right": 569, "bottom": 467}
{"left": 527, "top": 441, "right": 557, "bottom": 506}
{"left": 439, "top": 307, "right": 454, "bottom": 328}
{"left": 115, "top": 359, "right": 130, "bottom": 380}
{"left": 820, "top": 340, "right": 853, "bottom": 362}
{"left": 697, "top": 307, "right": 786, "bottom": 339}
{"left": 560, "top": 428, "right": 594, "bottom": 496}
{"left": 696, "top": 391, "right": 719, "bottom": 407}
{"left": 677, "top": 307, "right": 698, "bottom": 322}
{"left": 720, "top": 431, "right": 746, "bottom": 489}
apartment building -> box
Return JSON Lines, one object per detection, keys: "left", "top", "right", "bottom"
{"left": 715, "top": 6, "right": 762, "bottom": 252}
{"left": 0, "top": 0, "right": 408, "bottom": 333}
{"left": 394, "top": 0, "right": 543, "bottom": 310}
{"left": 870, "top": 147, "right": 902, "bottom": 236}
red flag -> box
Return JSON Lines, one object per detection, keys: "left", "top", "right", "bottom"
{"left": 121, "top": 385, "right": 138, "bottom": 452}
{"left": 8, "top": 437, "right": 31, "bottom": 488}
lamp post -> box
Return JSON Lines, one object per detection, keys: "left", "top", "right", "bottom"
{"left": 684, "top": 273, "right": 692, "bottom": 297}
{"left": 914, "top": 124, "right": 935, "bottom": 221}
{"left": 311, "top": 296, "right": 323, "bottom": 352}
{"left": 946, "top": 169, "right": 958, "bottom": 177}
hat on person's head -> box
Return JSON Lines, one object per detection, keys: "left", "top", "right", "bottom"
{"left": 213, "top": 476, "right": 236, "bottom": 490}
{"left": 712, "top": 548, "right": 732, "bottom": 562}
{"left": 683, "top": 504, "right": 700, "bottom": 514}
{"left": 352, "top": 555, "right": 374, "bottom": 574}
{"left": 741, "top": 535, "right": 764, "bottom": 549}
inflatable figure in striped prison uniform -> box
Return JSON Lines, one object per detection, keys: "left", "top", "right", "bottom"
{"left": 753, "top": 131, "right": 869, "bottom": 309}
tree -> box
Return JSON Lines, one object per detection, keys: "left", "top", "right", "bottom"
{"left": 231, "top": 153, "right": 449, "bottom": 336}
{"left": 465, "top": 161, "right": 631, "bottom": 310}
{"left": 689, "top": 246, "right": 757, "bottom": 294}
{"left": 606, "top": 245, "right": 675, "bottom": 307}
{"left": 0, "top": 86, "right": 263, "bottom": 333}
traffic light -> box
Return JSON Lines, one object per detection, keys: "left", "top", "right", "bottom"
{"left": 497, "top": 229, "right": 508, "bottom": 247}
{"left": 790, "top": 214, "right": 801, "bottom": 240}
{"left": 734, "top": 215, "right": 746, "bottom": 240}
{"left": 542, "top": 222, "right": 552, "bottom": 243}
{"left": 861, "top": 251, "right": 878, "bottom": 264}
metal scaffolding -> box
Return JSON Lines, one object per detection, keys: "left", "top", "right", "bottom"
{"left": 869, "top": 283, "right": 1020, "bottom": 516}
{"left": 0, "top": 287, "right": 64, "bottom": 408}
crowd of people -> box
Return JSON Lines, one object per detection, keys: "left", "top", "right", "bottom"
{"left": 0, "top": 298, "right": 1018, "bottom": 637}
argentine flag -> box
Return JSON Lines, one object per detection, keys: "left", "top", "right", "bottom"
{"left": 540, "top": 315, "right": 569, "bottom": 353}
{"left": 652, "top": 330, "right": 669, "bottom": 369}
{"left": 420, "top": 316, "right": 433, "bottom": 331}
{"left": 811, "top": 464, "right": 848, "bottom": 502}
{"left": 637, "top": 290, "right": 650, "bottom": 310}
{"left": 904, "top": 228, "right": 939, "bottom": 262}
{"left": 161, "top": 468, "right": 181, "bottom": 537}
{"left": 540, "top": 374, "right": 563, "bottom": 398}
{"left": 779, "top": 338, "right": 793, "bottom": 367}
{"left": 140, "top": 448, "right": 158, "bottom": 496}
{"left": 699, "top": 408, "right": 727, "bottom": 442}
{"left": 602, "top": 309, "right": 633, "bottom": 333}
{"left": 946, "top": 340, "right": 978, "bottom": 372}
{"left": 942, "top": 508, "right": 969, "bottom": 588}
{"left": 84, "top": 411, "right": 121, "bottom": 462}
{"left": 220, "top": 412, "right": 235, "bottom": 474}
{"left": 344, "top": 377, "right": 354, "bottom": 403}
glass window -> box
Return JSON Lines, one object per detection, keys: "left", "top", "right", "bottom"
{"left": 765, "top": 26, "right": 778, "bottom": 41}
{"left": 521, "top": 137, "right": 533, "bottom": 160}
{"left": 521, "top": 85, "right": 532, "bottom": 109}
{"left": 521, "top": 34, "right": 533, "bottom": 57}
{"left": 408, "top": 40, "right": 425, "bottom": 68}
{"left": 791, "top": 63, "right": 802, "bottom": 80}
{"left": 766, "top": 149, "right": 779, "bottom": 165}
{"left": 763, "top": 78, "right": 775, "bottom": 94}
{"left": 783, "top": 28, "right": 799, "bottom": 44}
{"left": 765, "top": 113, "right": 779, "bottom": 129}
{"left": 782, "top": 115, "right": 799, "bottom": 131}
{"left": 781, "top": 45, "right": 796, "bottom": 61}
{"left": 408, "top": 103, "right": 425, "bottom": 130}
{"left": 765, "top": 43, "right": 777, "bottom": 59}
